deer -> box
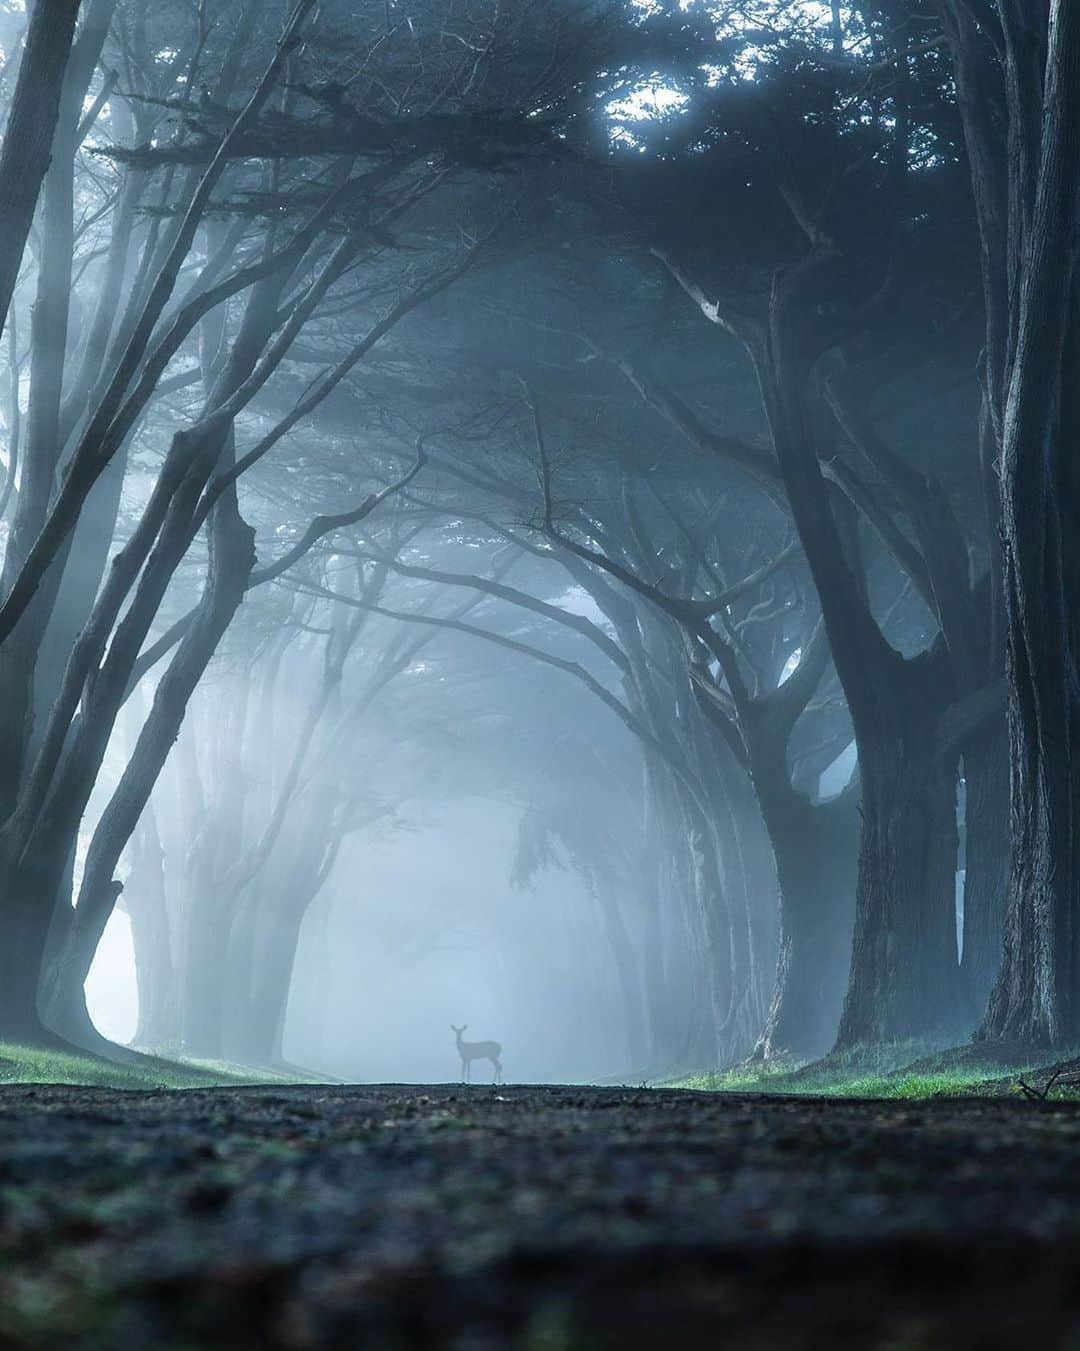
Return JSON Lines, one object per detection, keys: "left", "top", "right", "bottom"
{"left": 451, "top": 1024, "right": 503, "bottom": 1084}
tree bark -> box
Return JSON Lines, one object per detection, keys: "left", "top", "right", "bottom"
{"left": 960, "top": 722, "right": 1010, "bottom": 1013}
{"left": 0, "top": 0, "right": 83, "bottom": 344}
{"left": 972, "top": 1, "right": 1080, "bottom": 1046}
{"left": 48, "top": 491, "right": 255, "bottom": 1051}
{"left": 594, "top": 882, "right": 648, "bottom": 1073}
{"left": 754, "top": 255, "right": 965, "bottom": 1050}
{"left": 757, "top": 788, "right": 857, "bottom": 1060}
{"left": 836, "top": 658, "right": 963, "bottom": 1046}
{"left": 0, "top": 1, "right": 114, "bottom": 814}
{"left": 127, "top": 804, "right": 176, "bottom": 1050}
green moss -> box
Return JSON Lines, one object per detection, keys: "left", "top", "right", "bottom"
{"left": 0, "top": 1041, "right": 304, "bottom": 1090}
{"left": 668, "top": 1040, "right": 1066, "bottom": 1100}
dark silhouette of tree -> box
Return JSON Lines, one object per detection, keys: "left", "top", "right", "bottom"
{"left": 944, "top": 0, "right": 1080, "bottom": 1046}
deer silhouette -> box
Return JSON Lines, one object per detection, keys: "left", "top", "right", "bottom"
{"left": 451, "top": 1024, "right": 503, "bottom": 1084}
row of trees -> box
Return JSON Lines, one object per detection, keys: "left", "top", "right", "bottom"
{"left": 0, "top": 0, "right": 555, "bottom": 1049}
{"left": 0, "top": 0, "right": 1075, "bottom": 1072}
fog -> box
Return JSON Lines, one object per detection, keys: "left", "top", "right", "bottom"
{"left": 0, "top": 0, "right": 1031, "bottom": 1084}
{"left": 289, "top": 799, "right": 626, "bottom": 1083}
{"left": 3, "top": 2, "right": 1080, "bottom": 1342}
{"left": 88, "top": 796, "right": 626, "bottom": 1082}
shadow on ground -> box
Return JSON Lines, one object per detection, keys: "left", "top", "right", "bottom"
{"left": 1, "top": 1082, "right": 1079, "bottom": 1347}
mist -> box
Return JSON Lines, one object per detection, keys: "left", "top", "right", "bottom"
{"left": 4, "top": 1, "right": 1080, "bottom": 1344}
{"left": 0, "top": 0, "right": 1067, "bottom": 1096}
{"left": 87, "top": 794, "right": 627, "bottom": 1082}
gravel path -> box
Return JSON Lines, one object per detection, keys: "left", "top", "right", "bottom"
{"left": 1, "top": 1082, "right": 1078, "bottom": 1347}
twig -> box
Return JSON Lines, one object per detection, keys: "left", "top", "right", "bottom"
{"left": 1018, "top": 1066, "right": 1069, "bottom": 1101}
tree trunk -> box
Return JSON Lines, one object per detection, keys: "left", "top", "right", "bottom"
{"left": 124, "top": 803, "right": 176, "bottom": 1050}
{"left": 942, "top": 0, "right": 1080, "bottom": 1047}
{"left": 0, "top": 881, "right": 56, "bottom": 1043}
{"left": 44, "top": 486, "right": 255, "bottom": 1049}
{"left": 594, "top": 883, "right": 647, "bottom": 1073}
{"left": 639, "top": 832, "right": 679, "bottom": 1071}
{"left": 181, "top": 896, "right": 231, "bottom": 1060}
{"left": 683, "top": 797, "right": 737, "bottom": 1067}
{"left": 836, "top": 665, "right": 963, "bottom": 1047}
{"left": 42, "top": 882, "right": 122, "bottom": 1051}
{"left": 0, "top": 0, "right": 82, "bottom": 343}
{"left": 960, "top": 721, "right": 1009, "bottom": 1014}
{"left": 0, "top": 0, "right": 117, "bottom": 807}
{"left": 231, "top": 906, "right": 306, "bottom": 1068}
{"left": 0, "top": 55, "right": 78, "bottom": 816}
{"left": 975, "top": 4, "right": 1080, "bottom": 1048}
{"left": 710, "top": 793, "right": 759, "bottom": 1064}
{"left": 757, "top": 789, "right": 858, "bottom": 1061}
{"left": 747, "top": 254, "right": 968, "bottom": 1054}
{"left": 35, "top": 255, "right": 293, "bottom": 1045}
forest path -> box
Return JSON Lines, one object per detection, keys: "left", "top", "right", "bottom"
{"left": 0, "top": 1082, "right": 1077, "bottom": 1347}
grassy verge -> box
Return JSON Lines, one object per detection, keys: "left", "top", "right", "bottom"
{"left": 667, "top": 1039, "right": 1074, "bottom": 1101}
{"left": 0, "top": 1041, "right": 309, "bottom": 1090}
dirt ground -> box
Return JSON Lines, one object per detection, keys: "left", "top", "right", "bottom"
{"left": 2, "top": 1082, "right": 1079, "bottom": 1348}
